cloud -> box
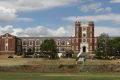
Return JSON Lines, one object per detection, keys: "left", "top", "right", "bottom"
{"left": 95, "top": 26, "right": 120, "bottom": 37}
{"left": 63, "top": 14, "right": 120, "bottom": 23}
{"left": 0, "top": 25, "right": 14, "bottom": 33}
{"left": 0, "top": 25, "right": 119, "bottom": 37}
{"left": 0, "top": 0, "right": 79, "bottom": 11}
{"left": 0, "top": 7, "right": 16, "bottom": 22}
{"left": 0, "top": 6, "right": 33, "bottom": 22}
{"left": 0, "top": 0, "right": 79, "bottom": 22}
{"left": 80, "top": 2, "right": 111, "bottom": 13}
{"left": 110, "top": 0, "right": 120, "bottom": 3}
{"left": 0, "top": 25, "right": 74, "bottom": 37}
{"left": 17, "top": 18, "right": 33, "bottom": 22}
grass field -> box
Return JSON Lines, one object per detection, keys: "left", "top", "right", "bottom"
{"left": 0, "top": 55, "right": 120, "bottom": 66}
{"left": 0, "top": 55, "right": 76, "bottom": 66}
{"left": 0, "top": 56, "right": 120, "bottom": 80}
{"left": 0, "top": 72, "right": 120, "bottom": 80}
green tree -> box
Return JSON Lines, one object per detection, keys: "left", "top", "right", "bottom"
{"left": 65, "top": 49, "right": 74, "bottom": 58}
{"left": 111, "top": 37, "right": 120, "bottom": 58}
{"left": 40, "top": 39, "right": 58, "bottom": 59}
{"left": 95, "top": 33, "right": 113, "bottom": 59}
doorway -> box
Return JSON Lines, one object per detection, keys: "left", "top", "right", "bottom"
{"left": 82, "top": 46, "right": 86, "bottom": 52}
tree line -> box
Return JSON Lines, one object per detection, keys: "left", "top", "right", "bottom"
{"left": 95, "top": 33, "right": 120, "bottom": 59}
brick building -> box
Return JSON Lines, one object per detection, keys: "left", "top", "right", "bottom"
{"left": 0, "top": 21, "right": 97, "bottom": 56}
{"left": 0, "top": 33, "right": 22, "bottom": 55}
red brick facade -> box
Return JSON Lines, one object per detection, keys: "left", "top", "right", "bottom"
{"left": 0, "top": 33, "right": 22, "bottom": 55}
{"left": 72, "top": 21, "right": 97, "bottom": 54}
{"left": 0, "top": 21, "right": 97, "bottom": 55}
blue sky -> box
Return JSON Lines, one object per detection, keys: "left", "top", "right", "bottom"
{"left": 0, "top": 0, "right": 120, "bottom": 37}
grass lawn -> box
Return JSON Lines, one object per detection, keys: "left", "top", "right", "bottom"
{"left": 0, "top": 56, "right": 120, "bottom": 80}
{"left": 0, "top": 72, "right": 120, "bottom": 80}
{"left": 0, "top": 55, "right": 120, "bottom": 66}
{"left": 0, "top": 56, "right": 76, "bottom": 66}
{"left": 84, "top": 59, "right": 120, "bottom": 65}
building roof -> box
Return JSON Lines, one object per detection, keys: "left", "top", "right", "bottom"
{"left": 19, "top": 37, "right": 72, "bottom": 40}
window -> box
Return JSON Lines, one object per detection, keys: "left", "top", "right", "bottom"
{"left": 83, "top": 34, "right": 86, "bottom": 37}
{"left": 23, "top": 40, "right": 27, "bottom": 45}
{"left": 83, "top": 39, "right": 86, "bottom": 42}
{"left": 5, "top": 39, "right": 8, "bottom": 51}
{"left": 5, "top": 46, "right": 8, "bottom": 51}
{"left": 61, "top": 48, "right": 65, "bottom": 51}
{"left": 22, "top": 47, "right": 27, "bottom": 52}
{"left": 35, "top": 47, "right": 40, "bottom": 52}
{"left": 83, "top": 27, "right": 86, "bottom": 31}
{"left": 61, "top": 41, "right": 65, "bottom": 45}
{"left": 17, "top": 46, "right": 21, "bottom": 52}
{"left": 67, "top": 41, "right": 71, "bottom": 45}
{"left": 56, "top": 41, "right": 60, "bottom": 46}
{"left": 29, "top": 41, "right": 33, "bottom": 46}
{"left": 35, "top": 40, "right": 40, "bottom": 45}
{"left": 17, "top": 40, "right": 21, "bottom": 45}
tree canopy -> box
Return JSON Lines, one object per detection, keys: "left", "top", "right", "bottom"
{"left": 111, "top": 37, "right": 120, "bottom": 57}
{"left": 40, "top": 39, "right": 58, "bottom": 59}
{"left": 95, "top": 33, "right": 120, "bottom": 59}
{"left": 95, "top": 33, "right": 113, "bottom": 59}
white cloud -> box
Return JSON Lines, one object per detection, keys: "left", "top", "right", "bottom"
{"left": 0, "top": 25, "right": 14, "bottom": 33}
{"left": 0, "top": 25, "right": 119, "bottom": 37}
{"left": 0, "top": 6, "right": 33, "bottom": 22}
{"left": 0, "top": 0, "right": 79, "bottom": 11}
{"left": 0, "top": 7, "right": 16, "bottom": 22}
{"left": 0, "top": 25, "right": 74, "bottom": 37}
{"left": 95, "top": 26, "right": 120, "bottom": 37}
{"left": 0, "top": 0, "right": 79, "bottom": 22}
{"left": 17, "top": 18, "right": 33, "bottom": 22}
{"left": 110, "top": 0, "right": 120, "bottom": 3}
{"left": 63, "top": 14, "right": 120, "bottom": 23}
{"left": 80, "top": 2, "right": 111, "bottom": 13}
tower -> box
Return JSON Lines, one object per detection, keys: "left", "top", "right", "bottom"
{"left": 75, "top": 21, "right": 95, "bottom": 57}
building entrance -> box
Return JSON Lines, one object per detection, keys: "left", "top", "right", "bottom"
{"left": 82, "top": 46, "right": 86, "bottom": 52}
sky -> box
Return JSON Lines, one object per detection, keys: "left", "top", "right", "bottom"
{"left": 0, "top": 0, "right": 120, "bottom": 37}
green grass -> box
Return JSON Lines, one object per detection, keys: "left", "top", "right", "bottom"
{"left": 0, "top": 72, "right": 120, "bottom": 80}
{"left": 0, "top": 57, "right": 76, "bottom": 66}
{"left": 84, "top": 59, "right": 120, "bottom": 65}
{"left": 0, "top": 55, "right": 120, "bottom": 66}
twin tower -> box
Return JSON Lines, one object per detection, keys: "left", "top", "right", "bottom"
{"left": 73, "top": 21, "right": 97, "bottom": 56}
